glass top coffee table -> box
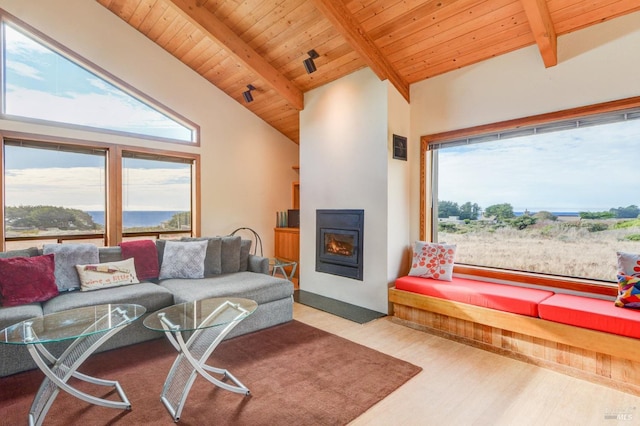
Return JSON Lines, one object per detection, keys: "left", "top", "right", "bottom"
{"left": 144, "top": 297, "right": 257, "bottom": 422}
{"left": 0, "top": 303, "right": 146, "bottom": 426}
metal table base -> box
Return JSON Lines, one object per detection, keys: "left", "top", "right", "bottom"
{"left": 157, "top": 301, "right": 251, "bottom": 422}
{"left": 25, "top": 308, "right": 134, "bottom": 426}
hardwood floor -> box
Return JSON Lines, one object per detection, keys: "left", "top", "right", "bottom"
{"left": 293, "top": 302, "right": 640, "bottom": 426}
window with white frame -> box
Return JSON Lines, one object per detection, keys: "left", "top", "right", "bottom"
{"left": 1, "top": 17, "right": 198, "bottom": 143}
{"left": 428, "top": 105, "right": 640, "bottom": 284}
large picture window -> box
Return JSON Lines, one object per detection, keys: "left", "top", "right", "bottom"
{"left": 424, "top": 98, "right": 640, "bottom": 289}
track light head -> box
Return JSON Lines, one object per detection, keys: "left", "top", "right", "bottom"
{"left": 304, "top": 50, "right": 319, "bottom": 74}
{"left": 242, "top": 84, "right": 256, "bottom": 103}
{"left": 303, "top": 58, "right": 316, "bottom": 74}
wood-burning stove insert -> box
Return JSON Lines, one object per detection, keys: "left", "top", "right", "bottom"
{"left": 316, "top": 209, "right": 364, "bottom": 280}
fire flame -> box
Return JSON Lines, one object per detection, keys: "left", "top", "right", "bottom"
{"left": 326, "top": 237, "right": 353, "bottom": 256}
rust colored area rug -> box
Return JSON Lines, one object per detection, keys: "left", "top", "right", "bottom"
{"left": 0, "top": 320, "right": 421, "bottom": 425}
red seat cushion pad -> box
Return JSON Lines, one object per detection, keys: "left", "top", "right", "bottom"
{"left": 539, "top": 293, "right": 640, "bottom": 339}
{"left": 395, "top": 276, "right": 553, "bottom": 317}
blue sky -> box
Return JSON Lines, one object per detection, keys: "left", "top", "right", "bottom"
{"left": 3, "top": 23, "right": 193, "bottom": 142}
{"left": 4, "top": 147, "right": 191, "bottom": 211}
{"left": 438, "top": 119, "right": 640, "bottom": 213}
{"left": 2, "top": 23, "right": 193, "bottom": 212}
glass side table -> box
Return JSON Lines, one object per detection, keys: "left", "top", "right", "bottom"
{"left": 270, "top": 258, "right": 297, "bottom": 281}
{"left": 0, "top": 303, "right": 146, "bottom": 426}
{"left": 144, "top": 297, "right": 257, "bottom": 422}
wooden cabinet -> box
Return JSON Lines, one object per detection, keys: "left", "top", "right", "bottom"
{"left": 292, "top": 182, "right": 299, "bottom": 209}
{"left": 274, "top": 227, "right": 299, "bottom": 288}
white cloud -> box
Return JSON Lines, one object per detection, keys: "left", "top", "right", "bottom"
{"left": 5, "top": 60, "right": 43, "bottom": 80}
{"left": 5, "top": 167, "right": 190, "bottom": 212}
{"left": 5, "top": 87, "right": 191, "bottom": 140}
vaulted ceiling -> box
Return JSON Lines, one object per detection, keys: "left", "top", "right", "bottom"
{"left": 97, "top": 0, "right": 640, "bottom": 144}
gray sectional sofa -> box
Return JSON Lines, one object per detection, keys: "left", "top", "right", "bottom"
{"left": 0, "top": 236, "right": 294, "bottom": 377}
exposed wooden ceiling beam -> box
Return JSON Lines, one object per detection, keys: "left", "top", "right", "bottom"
{"left": 311, "top": 0, "right": 410, "bottom": 102}
{"left": 167, "top": 0, "right": 304, "bottom": 110}
{"left": 520, "top": 0, "right": 557, "bottom": 67}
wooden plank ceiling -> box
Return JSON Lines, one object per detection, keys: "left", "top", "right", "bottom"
{"left": 97, "top": 0, "right": 640, "bottom": 144}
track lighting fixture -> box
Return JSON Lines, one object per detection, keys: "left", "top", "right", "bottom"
{"left": 303, "top": 49, "right": 319, "bottom": 74}
{"left": 242, "top": 84, "right": 256, "bottom": 103}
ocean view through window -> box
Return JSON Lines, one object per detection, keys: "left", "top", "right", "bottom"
{"left": 430, "top": 105, "right": 640, "bottom": 283}
{"left": 4, "top": 141, "right": 106, "bottom": 242}
{"left": 122, "top": 154, "right": 192, "bottom": 234}
{"left": 87, "top": 211, "right": 187, "bottom": 229}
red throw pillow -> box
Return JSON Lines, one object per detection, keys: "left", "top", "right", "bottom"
{"left": 0, "top": 254, "right": 59, "bottom": 307}
{"left": 120, "top": 240, "right": 160, "bottom": 281}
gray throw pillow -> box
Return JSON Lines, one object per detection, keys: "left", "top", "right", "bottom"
{"left": 181, "top": 237, "right": 222, "bottom": 276}
{"left": 159, "top": 240, "right": 208, "bottom": 280}
{"left": 239, "top": 239, "right": 252, "bottom": 272}
{"left": 220, "top": 236, "right": 241, "bottom": 273}
{"left": 156, "top": 239, "right": 167, "bottom": 268}
{"left": 0, "top": 247, "right": 39, "bottom": 259}
{"left": 43, "top": 243, "right": 100, "bottom": 291}
{"left": 98, "top": 247, "right": 123, "bottom": 263}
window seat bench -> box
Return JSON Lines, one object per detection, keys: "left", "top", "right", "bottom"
{"left": 389, "top": 276, "right": 640, "bottom": 396}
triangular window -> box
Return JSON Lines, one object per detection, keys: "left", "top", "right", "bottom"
{"left": 2, "top": 19, "right": 197, "bottom": 143}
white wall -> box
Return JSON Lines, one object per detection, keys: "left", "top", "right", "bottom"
{"left": 409, "top": 10, "right": 640, "bottom": 243}
{"left": 300, "top": 68, "right": 390, "bottom": 313}
{"left": 0, "top": 0, "right": 299, "bottom": 255}
{"left": 386, "top": 84, "right": 411, "bottom": 288}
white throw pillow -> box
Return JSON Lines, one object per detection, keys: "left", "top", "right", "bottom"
{"left": 159, "top": 240, "right": 208, "bottom": 279}
{"left": 408, "top": 241, "right": 456, "bottom": 281}
{"left": 76, "top": 258, "right": 139, "bottom": 291}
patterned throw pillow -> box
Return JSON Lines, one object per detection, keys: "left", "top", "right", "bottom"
{"left": 615, "top": 252, "right": 640, "bottom": 309}
{"left": 76, "top": 258, "right": 140, "bottom": 291}
{"left": 615, "top": 274, "right": 640, "bottom": 309}
{"left": 159, "top": 240, "right": 208, "bottom": 280}
{"left": 43, "top": 243, "right": 99, "bottom": 291}
{"left": 408, "top": 241, "right": 456, "bottom": 281}
{"left": 181, "top": 237, "right": 223, "bottom": 276}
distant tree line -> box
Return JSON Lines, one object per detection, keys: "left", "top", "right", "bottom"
{"left": 5, "top": 205, "right": 100, "bottom": 230}
{"left": 440, "top": 201, "right": 640, "bottom": 221}
{"left": 439, "top": 200, "right": 640, "bottom": 232}
{"left": 579, "top": 205, "right": 640, "bottom": 219}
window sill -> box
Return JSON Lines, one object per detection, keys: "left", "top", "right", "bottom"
{"left": 453, "top": 264, "right": 618, "bottom": 297}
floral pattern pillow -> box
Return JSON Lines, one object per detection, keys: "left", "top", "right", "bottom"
{"left": 408, "top": 241, "right": 456, "bottom": 281}
{"left": 617, "top": 252, "right": 640, "bottom": 277}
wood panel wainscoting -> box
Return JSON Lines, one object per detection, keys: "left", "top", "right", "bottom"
{"left": 389, "top": 287, "right": 640, "bottom": 396}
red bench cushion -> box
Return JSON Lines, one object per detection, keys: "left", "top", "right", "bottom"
{"left": 538, "top": 293, "right": 640, "bottom": 339}
{"left": 395, "top": 276, "right": 554, "bottom": 317}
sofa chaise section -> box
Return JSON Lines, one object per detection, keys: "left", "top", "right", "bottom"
{"left": 160, "top": 271, "right": 294, "bottom": 338}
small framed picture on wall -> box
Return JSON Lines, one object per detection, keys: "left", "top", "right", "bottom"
{"left": 393, "top": 134, "right": 407, "bottom": 161}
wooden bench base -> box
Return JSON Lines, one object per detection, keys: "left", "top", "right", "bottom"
{"left": 389, "top": 287, "right": 640, "bottom": 396}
